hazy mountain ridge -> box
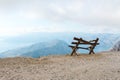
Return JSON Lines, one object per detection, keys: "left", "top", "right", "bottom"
{"left": 1, "top": 40, "right": 71, "bottom": 58}
{"left": 0, "top": 33, "right": 120, "bottom": 58}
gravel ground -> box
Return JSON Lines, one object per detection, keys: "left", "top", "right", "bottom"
{"left": 0, "top": 52, "right": 120, "bottom": 80}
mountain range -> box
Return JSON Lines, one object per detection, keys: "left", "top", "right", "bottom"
{"left": 0, "top": 32, "right": 120, "bottom": 58}
{"left": 0, "top": 40, "right": 71, "bottom": 58}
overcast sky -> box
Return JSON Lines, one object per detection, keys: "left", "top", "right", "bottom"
{"left": 0, "top": 0, "right": 120, "bottom": 37}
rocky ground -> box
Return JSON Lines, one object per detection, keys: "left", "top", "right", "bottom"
{"left": 0, "top": 52, "right": 120, "bottom": 80}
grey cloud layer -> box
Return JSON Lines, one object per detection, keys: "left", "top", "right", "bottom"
{"left": 0, "top": 0, "right": 120, "bottom": 32}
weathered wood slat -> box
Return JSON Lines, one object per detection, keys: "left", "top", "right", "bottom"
{"left": 69, "top": 45, "right": 89, "bottom": 50}
{"left": 80, "top": 39, "right": 99, "bottom": 45}
{"left": 73, "top": 37, "right": 80, "bottom": 41}
{"left": 72, "top": 42, "right": 99, "bottom": 45}
{"left": 69, "top": 45, "right": 75, "bottom": 47}
{"left": 80, "top": 39, "right": 92, "bottom": 43}
{"left": 71, "top": 42, "right": 79, "bottom": 44}
{"left": 79, "top": 43, "right": 99, "bottom": 45}
{"left": 78, "top": 47, "right": 89, "bottom": 50}
{"left": 69, "top": 46, "right": 79, "bottom": 49}
{"left": 89, "top": 40, "right": 96, "bottom": 42}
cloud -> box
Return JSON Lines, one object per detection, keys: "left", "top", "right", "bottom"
{"left": 0, "top": 0, "right": 120, "bottom": 36}
{"left": 47, "top": 0, "right": 120, "bottom": 27}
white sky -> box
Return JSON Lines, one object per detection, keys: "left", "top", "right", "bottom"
{"left": 0, "top": 0, "right": 120, "bottom": 37}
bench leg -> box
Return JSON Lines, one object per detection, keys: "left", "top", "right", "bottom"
{"left": 89, "top": 49, "right": 95, "bottom": 54}
{"left": 71, "top": 48, "right": 78, "bottom": 56}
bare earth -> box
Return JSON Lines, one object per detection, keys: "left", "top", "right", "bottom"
{"left": 0, "top": 52, "right": 120, "bottom": 80}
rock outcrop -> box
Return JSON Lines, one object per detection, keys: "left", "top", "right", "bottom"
{"left": 111, "top": 41, "right": 120, "bottom": 51}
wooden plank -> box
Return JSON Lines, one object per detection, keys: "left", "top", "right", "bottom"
{"left": 89, "top": 40, "right": 96, "bottom": 42}
{"left": 79, "top": 43, "right": 99, "bottom": 45}
{"left": 69, "top": 45, "right": 80, "bottom": 49}
{"left": 73, "top": 37, "right": 99, "bottom": 45}
{"left": 73, "top": 37, "right": 80, "bottom": 41}
{"left": 71, "top": 41, "right": 99, "bottom": 45}
{"left": 71, "top": 42, "right": 79, "bottom": 44}
{"left": 78, "top": 47, "right": 89, "bottom": 50}
{"left": 80, "top": 39, "right": 99, "bottom": 45}
{"left": 80, "top": 39, "right": 92, "bottom": 43}
{"left": 69, "top": 45, "right": 75, "bottom": 48}
{"left": 69, "top": 45, "right": 89, "bottom": 50}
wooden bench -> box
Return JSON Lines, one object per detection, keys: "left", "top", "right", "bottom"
{"left": 69, "top": 37, "right": 99, "bottom": 56}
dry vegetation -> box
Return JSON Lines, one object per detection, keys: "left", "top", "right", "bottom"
{"left": 0, "top": 52, "right": 120, "bottom": 80}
